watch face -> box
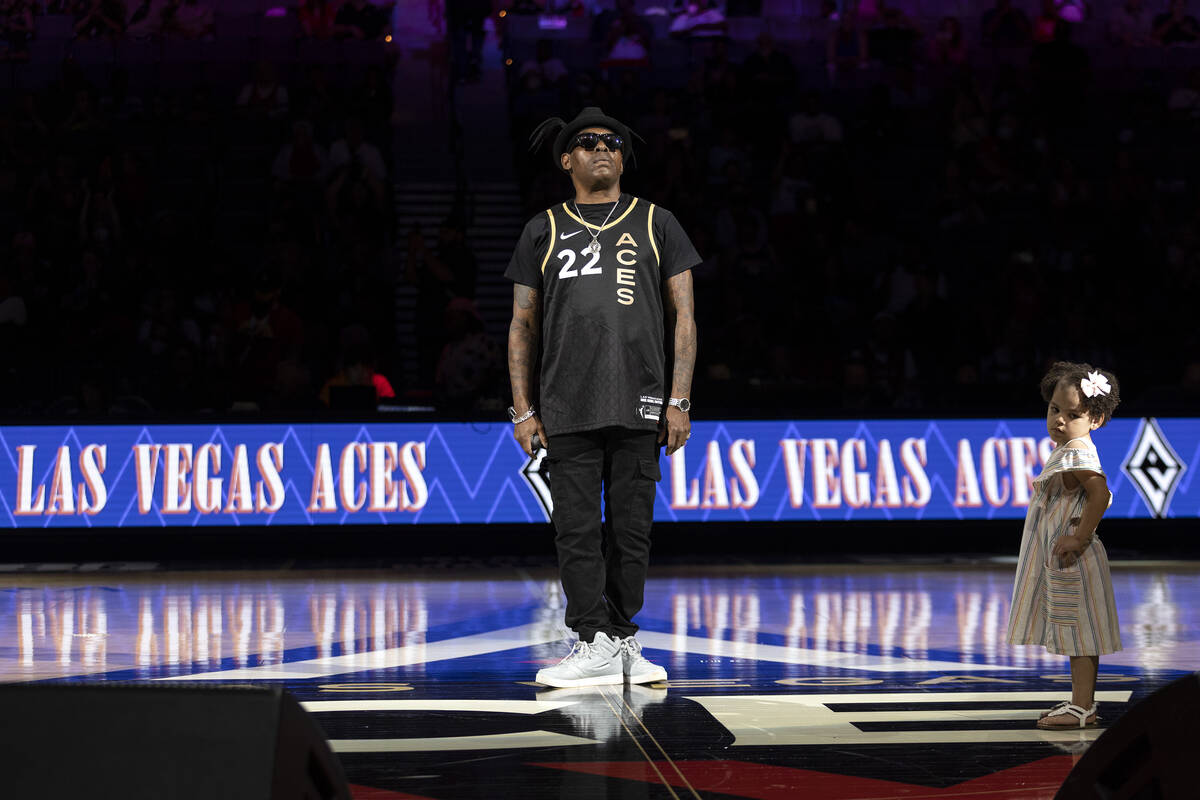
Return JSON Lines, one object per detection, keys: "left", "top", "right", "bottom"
{"left": 676, "top": 398, "right": 690, "bottom": 412}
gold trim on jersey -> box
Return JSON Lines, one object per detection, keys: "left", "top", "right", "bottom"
{"left": 560, "top": 197, "right": 640, "bottom": 232}
{"left": 646, "top": 203, "right": 660, "bottom": 265}
{"left": 539, "top": 208, "right": 556, "bottom": 274}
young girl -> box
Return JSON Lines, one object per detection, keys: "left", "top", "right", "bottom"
{"left": 1007, "top": 361, "right": 1122, "bottom": 729}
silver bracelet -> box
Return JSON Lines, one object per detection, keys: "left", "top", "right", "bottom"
{"left": 509, "top": 405, "right": 537, "bottom": 425}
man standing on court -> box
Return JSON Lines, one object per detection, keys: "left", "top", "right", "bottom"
{"left": 506, "top": 107, "right": 699, "bottom": 688}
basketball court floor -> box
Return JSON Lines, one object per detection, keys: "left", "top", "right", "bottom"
{"left": 3, "top": 560, "right": 1197, "bottom": 799}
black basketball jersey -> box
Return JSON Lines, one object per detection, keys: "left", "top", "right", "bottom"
{"left": 506, "top": 194, "right": 699, "bottom": 437}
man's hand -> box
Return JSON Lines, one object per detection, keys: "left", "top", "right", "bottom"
{"left": 514, "top": 417, "right": 548, "bottom": 457}
{"left": 658, "top": 406, "right": 690, "bottom": 456}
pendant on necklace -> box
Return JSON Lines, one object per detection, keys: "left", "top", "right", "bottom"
{"left": 585, "top": 239, "right": 601, "bottom": 255}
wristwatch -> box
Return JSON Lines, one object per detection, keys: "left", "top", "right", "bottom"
{"left": 508, "top": 405, "right": 536, "bottom": 424}
{"left": 668, "top": 397, "right": 691, "bottom": 413}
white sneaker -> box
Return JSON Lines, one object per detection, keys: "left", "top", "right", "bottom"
{"left": 535, "top": 632, "right": 623, "bottom": 688}
{"left": 620, "top": 636, "right": 668, "bottom": 684}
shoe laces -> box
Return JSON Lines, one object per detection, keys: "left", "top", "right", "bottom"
{"left": 619, "top": 637, "right": 643, "bottom": 659}
{"left": 559, "top": 639, "right": 595, "bottom": 663}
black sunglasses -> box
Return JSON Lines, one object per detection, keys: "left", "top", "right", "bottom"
{"left": 572, "top": 132, "right": 624, "bottom": 152}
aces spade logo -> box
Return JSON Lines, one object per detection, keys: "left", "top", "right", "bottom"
{"left": 1122, "top": 418, "right": 1186, "bottom": 518}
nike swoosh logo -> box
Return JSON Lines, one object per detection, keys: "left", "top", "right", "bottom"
{"left": 560, "top": 230, "right": 582, "bottom": 240}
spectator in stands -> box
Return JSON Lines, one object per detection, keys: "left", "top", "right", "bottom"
{"left": 326, "top": 130, "right": 388, "bottom": 255}
{"left": 1033, "top": 0, "right": 1062, "bottom": 44}
{"left": 271, "top": 119, "right": 330, "bottom": 184}
{"left": 319, "top": 324, "right": 396, "bottom": 407}
{"left": 299, "top": 0, "right": 339, "bottom": 39}
{"left": 601, "top": 10, "right": 651, "bottom": 69}
{"left": 788, "top": 91, "right": 843, "bottom": 145}
{"left": 863, "top": 311, "right": 919, "bottom": 408}
{"left": 237, "top": 61, "right": 290, "bottom": 121}
{"left": 1032, "top": 19, "right": 1090, "bottom": 114}
{"left": 870, "top": 3, "right": 922, "bottom": 68}
{"left": 741, "top": 33, "right": 795, "bottom": 109}
{"left": 406, "top": 215, "right": 477, "bottom": 386}
{"left": 2, "top": 0, "right": 34, "bottom": 61}
{"left": 125, "top": 0, "right": 162, "bottom": 38}
{"left": 1168, "top": 66, "right": 1200, "bottom": 116}
{"left": 1153, "top": 0, "right": 1200, "bottom": 44}
{"left": 435, "top": 213, "right": 477, "bottom": 300}
{"left": 231, "top": 270, "right": 305, "bottom": 402}
{"left": 634, "top": 88, "right": 672, "bottom": 146}
{"left": 899, "top": 265, "right": 953, "bottom": 389}
{"left": 826, "top": 8, "right": 869, "bottom": 75}
{"left": 293, "top": 65, "right": 344, "bottom": 142}
{"left": 714, "top": 180, "right": 765, "bottom": 251}
{"left": 161, "top": 0, "right": 212, "bottom": 39}
{"left": 100, "top": 67, "right": 145, "bottom": 121}
{"left": 703, "top": 39, "right": 739, "bottom": 120}
{"left": 72, "top": 0, "right": 126, "bottom": 39}
{"left": 335, "top": 0, "right": 391, "bottom": 39}
{"left": 928, "top": 16, "right": 968, "bottom": 67}
{"left": 0, "top": 161, "right": 21, "bottom": 241}
{"left": 668, "top": 0, "right": 727, "bottom": 40}
{"left": 434, "top": 296, "right": 502, "bottom": 411}
{"left": 590, "top": 0, "right": 630, "bottom": 44}
{"left": 1109, "top": 0, "right": 1151, "bottom": 45}
{"left": 707, "top": 125, "right": 748, "bottom": 187}
{"left": 350, "top": 63, "right": 394, "bottom": 141}
{"left": 520, "top": 38, "right": 569, "bottom": 90}
{"left": 981, "top": 0, "right": 1031, "bottom": 47}
{"left": 446, "top": 0, "right": 490, "bottom": 81}
{"left": 0, "top": 266, "right": 28, "bottom": 328}
{"left": 114, "top": 149, "right": 149, "bottom": 228}
{"left": 127, "top": 0, "right": 174, "bottom": 37}
{"left": 78, "top": 179, "right": 121, "bottom": 256}
{"left": 329, "top": 116, "right": 387, "bottom": 182}
{"left": 64, "top": 84, "right": 107, "bottom": 134}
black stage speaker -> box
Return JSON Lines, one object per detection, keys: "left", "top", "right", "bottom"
{"left": 1057, "top": 672, "right": 1200, "bottom": 799}
{"left": 1, "top": 682, "right": 352, "bottom": 800}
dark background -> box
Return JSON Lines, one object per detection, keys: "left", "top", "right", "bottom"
{"left": 0, "top": 0, "right": 1197, "bottom": 559}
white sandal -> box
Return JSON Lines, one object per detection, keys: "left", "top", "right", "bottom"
{"left": 1036, "top": 702, "right": 1098, "bottom": 729}
{"left": 1038, "top": 700, "right": 1071, "bottom": 719}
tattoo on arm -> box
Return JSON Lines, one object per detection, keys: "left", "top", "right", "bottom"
{"left": 508, "top": 285, "right": 542, "bottom": 408}
{"left": 664, "top": 270, "right": 696, "bottom": 399}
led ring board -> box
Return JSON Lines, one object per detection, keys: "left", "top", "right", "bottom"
{"left": 0, "top": 419, "right": 1193, "bottom": 527}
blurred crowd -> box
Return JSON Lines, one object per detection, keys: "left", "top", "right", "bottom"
{"left": 0, "top": 0, "right": 399, "bottom": 52}
{"left": 0, "top": 48, "right": 400, "bottom": 415}
{"left": 508, "top": 0, "right": 1200, "bottom": 414}
{"left": 4, "top": 0, "right": 1200, "bottom": 418}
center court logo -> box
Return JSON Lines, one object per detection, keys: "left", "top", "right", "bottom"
{"left": 1122, "top": 418, "right": 1186, "bottom": 518}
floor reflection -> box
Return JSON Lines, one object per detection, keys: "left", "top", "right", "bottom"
{"left": 4, "top": 565, "right": 1198, "bottom": 680}
{"left": 3, "top": 563, "right": 1195, "bottom": 799}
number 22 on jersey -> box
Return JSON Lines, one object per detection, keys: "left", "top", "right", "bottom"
{"left": 555, "top": 247, "right": 602, "bottom": 279}
{"left": 555, "top": 246, "right": 638, "bottom": 306}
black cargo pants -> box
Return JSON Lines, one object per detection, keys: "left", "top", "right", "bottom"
{"left": 546, "top": 427, "right": 662, "bottom": 644}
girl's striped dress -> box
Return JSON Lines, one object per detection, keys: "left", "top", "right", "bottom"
{"left": 1006, "top": 439, "right": 1122, "bottom": 656}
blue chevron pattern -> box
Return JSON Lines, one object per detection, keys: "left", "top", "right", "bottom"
{"left": 0, "top": 418, "right": 1195, "bottom": 527}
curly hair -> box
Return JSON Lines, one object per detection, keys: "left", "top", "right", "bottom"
{"left": 1039, "top": 361, "right": 1121, "bottom": 425}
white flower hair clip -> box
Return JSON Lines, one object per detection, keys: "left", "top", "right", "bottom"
{"left": 1080, "top": 371, "right": 1111, "bottom": 398}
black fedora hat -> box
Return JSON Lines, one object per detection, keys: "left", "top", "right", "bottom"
{"left": 529, "top": 106, "right": 639, "bottom": 170}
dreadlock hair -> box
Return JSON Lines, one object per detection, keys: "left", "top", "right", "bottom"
{"left": 527, "top": 107, "right": 643, "bottom": 171}
{"left": 1039, "top": 361, "right": 1121, "bottom": 425}
{"left": 528, "top": 116, "right": 567, "bottom": 162}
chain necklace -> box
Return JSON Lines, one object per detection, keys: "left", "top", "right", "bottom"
{"left": 573, "top": 196, "right": 621, "bottom": 256}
